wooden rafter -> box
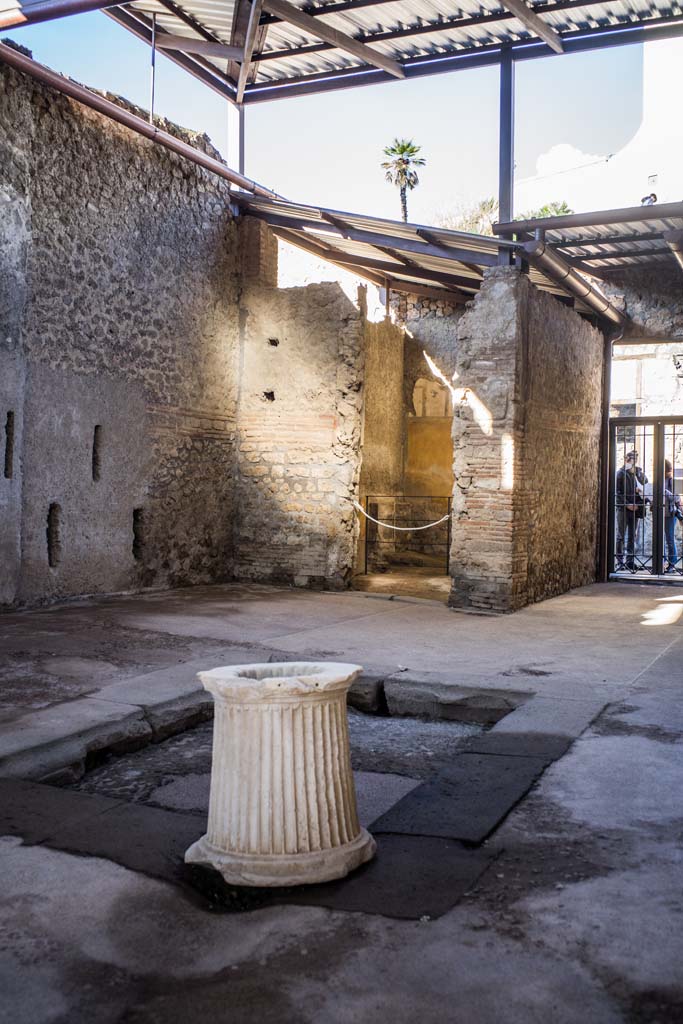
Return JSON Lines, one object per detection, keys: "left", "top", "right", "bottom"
{"left": 236, "top": 0, "right": 265, "bottom": 103}
{"left": 261, "top": 0, "right": 405, "bottom": 78}
{"left": 155, "top": 32, "right": 244, "bottom": 60}
{"left": 499, "top": 0, "right": 564, "bottom": 52}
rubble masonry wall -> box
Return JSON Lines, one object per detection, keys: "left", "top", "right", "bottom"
{"left": 0, "top": 62, "right": 241, "bottom": 605}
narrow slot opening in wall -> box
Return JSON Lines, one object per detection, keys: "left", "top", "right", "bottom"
{"left": 92, "top": 424, "right": 102, "bottom": 482}
{"left": 132, "top": 507, "right": 144, "bottom": 561}
{"left": 268, "top": 338, "right": 280, "bottom": 347}
{"left": 47, "top": 503, "right": 61, "bottom": 568}
{"left": 263, "top": 391, "right": 275, "bottom": 402}
{"left": 4, "top": 411, "right": 14, "bottom": 479}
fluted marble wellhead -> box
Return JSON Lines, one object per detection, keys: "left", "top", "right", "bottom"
{"left": 185, "top": 662, "right": 377, "bottom": 887}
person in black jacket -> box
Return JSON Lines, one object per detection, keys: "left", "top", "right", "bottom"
{"left": 615, "top": 450, "right": 647, "bottom": 570}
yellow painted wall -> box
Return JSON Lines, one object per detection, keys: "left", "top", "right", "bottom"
{"left": 404, "top": 417, "right": 454, "bottom": 496}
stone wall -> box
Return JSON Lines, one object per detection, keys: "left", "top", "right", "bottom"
{"left": 599, "top": 265, "right": 683, "bottom": 340}
{"left": 449, "top": 268, "right": 603, "bottom": 612}
{"left": 235, "top": 281, "right": 365, "bottom": 588}
{"left": 0, "top": 61, "right": 241, "bottom": 605}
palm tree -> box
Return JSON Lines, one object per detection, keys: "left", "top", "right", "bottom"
{"left": 381, "top": 138, "right": 425, "bottom": 222}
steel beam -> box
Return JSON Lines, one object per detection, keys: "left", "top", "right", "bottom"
{"left": 261, "top": 0, "right": 405, "bottom": 77}
{"left": 155, "top": 32, "right": 244, "bottom": 60}
{"left": 498, "top": 48, "right": 515, "bottom": 265}
{"left": 523, "top": 239, "right": 627, "bottom": 324}
{"left": 497, "top": 199, "right": 683, "bottom": 234}
{"left": 499, "top": 0, "right": 564, "bottom": 52}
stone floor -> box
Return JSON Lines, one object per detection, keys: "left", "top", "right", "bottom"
{"left": 351, "top": 569, "right": 451, "bottom": 602}
{"left": 1, "top": 580, "right": 682, "bottom": 1022}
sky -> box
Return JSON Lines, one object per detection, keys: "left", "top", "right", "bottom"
{"left": 3, "top": 13, "right": 682, "bottom": 224}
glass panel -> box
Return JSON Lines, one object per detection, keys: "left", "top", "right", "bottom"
{"left": 613, "top": 423, "right": 654, "bottom": 575}
{"left": 663, "top": 424, "right": 683, "bottom": 576}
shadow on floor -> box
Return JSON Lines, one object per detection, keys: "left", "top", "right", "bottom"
{"left": 352, "top": 568, "right": 451, "bottom": 603}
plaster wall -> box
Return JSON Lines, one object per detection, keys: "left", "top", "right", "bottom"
{"left": 235, "top": 282, "right": 365, "bottom": 588}
{"left": 0, "top": 62, "right": 240, "bottom": 605}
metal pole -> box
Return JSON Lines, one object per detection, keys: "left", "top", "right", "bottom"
{"left": 238, "top": 105, "right": 246, "bottom": 176}
{"left": 149, "top": 12, "right": 157, "bottom": 125}
{"left": 598, "top": 332, "right": 614, "bottom": 581}
{"left": 364, "top": 496, "right": 369, "bottom": 575}
{"left": 497, "top": 47, "right": 515, "bottom": 266}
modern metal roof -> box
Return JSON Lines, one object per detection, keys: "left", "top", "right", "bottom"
{"left": 235, "top": 191, "right": 628, "bottom": 320}
{"left": 495, "top": 201, "right": 683, "bottom": 273}
{"left": 101, "top": 0, "right": 683, "bottom": 102}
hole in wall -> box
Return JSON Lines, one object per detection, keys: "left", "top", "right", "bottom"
{"left": 268, "top": 338, "right": 280, "bottom": 347}
{"left": 4, "top": 411, "right": 14, "bottom": 479}
{"left": 263, "top": 391, "right": 275, "bottom": 402}
{"left": 92, "top": 425, "right": 102, "bottom": 482}
{"left": 47, "top": 503, "right": 61, "bottom": 568}
{"left": 132, "top": 507, "right": 144, "bottom": 562}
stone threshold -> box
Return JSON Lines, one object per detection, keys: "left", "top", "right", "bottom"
{"left": 0, "top": 648, "right": 607, "bottom": 785}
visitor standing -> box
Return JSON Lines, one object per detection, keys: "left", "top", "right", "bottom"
{"left": 664, "top": 459, "right": 681, "bottom": 572}
{"left": 616, "top": 450, "right": 647, "bottom": 570}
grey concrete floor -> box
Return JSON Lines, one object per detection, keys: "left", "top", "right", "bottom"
{"left": 1, "top": 580, "right": 683, "bottom": 1022}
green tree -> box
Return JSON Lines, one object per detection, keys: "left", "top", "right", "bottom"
{"left": 381, "top": 138, "right": 425, "bottom": 223}
{"left": 435, "top": 197, "right": 573, "bottom": 236}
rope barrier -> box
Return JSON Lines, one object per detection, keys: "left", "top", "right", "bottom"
{"left": 348, "top": 499, "right": 451, "bottom": 532}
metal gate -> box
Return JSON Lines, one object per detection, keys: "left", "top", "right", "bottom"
{"left": 608, "top": 417, "right": 683, "bottom": 577}
{"left": 362, "top": 495, "right": 452, "bottom": 575}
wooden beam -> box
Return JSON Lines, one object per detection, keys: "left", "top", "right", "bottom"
{"left": 499, "top": 0, "right": 564, "bottom": 52}
{"left": 105, "top": 8, "right": 237, "bottom": 102}
{"left": 272, "top": 226, "right": 387, "bottom": 288}
{"left": 261, "top": 0, "right": 405, "bottom": 78}
{"left": 385, "top": 280, "right": 469, "bottom": 304}
{"left": 417, "top": 229, "right": 485, "bottom": 276}
{"left": 154, "top": 32, "right": 244, "bottom": 60}
{"left": 663, "top": 229, "right": 683, "bottom": 273}
{"left": 236, "top": 0, "right": 265, "bottom": 103}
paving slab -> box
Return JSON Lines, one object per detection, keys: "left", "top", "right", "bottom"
{"left": 0, "top": 778, "right": 123, "bottom": 844}
{"left": 146, "top": 770, "right": 421, "bottom": 828}
{"left": 384, "top": 679, "right": 531, "bottom": 725}
{"left": 371, "top": 752, "right": 548, "bottom": 844}
{"left": 490, "top": 696, "right": 606, "bottom": 738}
{"left": 0, "top": 697, "right": 151, "bottom": 780}
{"left": 274, "top": 834, "right": 496, "bottom": 920}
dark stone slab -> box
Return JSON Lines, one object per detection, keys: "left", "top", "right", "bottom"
{"left": 185, "top": 833, "right": 495, "bottom": 920}
{"left": 1, "top": 780, "right": 494, "bottom": 921}
{"left": 277, "top": 834, "right": 495, "bottom": 919}
{"left": 0, "top": 778, "right": 121, "bottom": 844}
{"left": 461, "top": 731, "right": 572, "bottom": 762}
{"left": 49, "top": 799, "right": 206, "bottom": 881}
{"left": 371, "top": 752, "right": 548, "bottom": 845}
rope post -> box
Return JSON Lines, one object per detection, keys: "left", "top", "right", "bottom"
{"left": 364, "top": 495, "right": 369, "bottom": 575}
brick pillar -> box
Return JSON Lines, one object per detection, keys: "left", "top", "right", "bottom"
{"left": 449, "top": 268, "right": 529, "bottom": 613}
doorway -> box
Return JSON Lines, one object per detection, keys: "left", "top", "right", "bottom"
{"left": 608, "top": 417, "right": 683, "bottom": 578}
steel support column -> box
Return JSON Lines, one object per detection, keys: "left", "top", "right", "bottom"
{"left": 498, "top": 49, "right": 515, "bottom": 265}
{"left": 239, "top": 105, "right": 246, "bottom": 176}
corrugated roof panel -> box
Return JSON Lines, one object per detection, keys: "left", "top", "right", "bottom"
{"left": 125, "top": 0, "right": 683, "bottom": 92}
